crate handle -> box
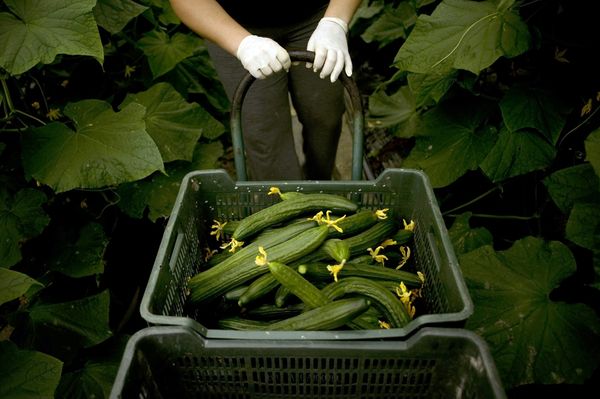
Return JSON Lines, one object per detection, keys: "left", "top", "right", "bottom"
{"left": 230, "top": 50, "right": 364, "bottom": 181}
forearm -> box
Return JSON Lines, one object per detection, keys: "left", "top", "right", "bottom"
{"left": 169, "top": 0, "right": 249, "bottom": 55}
{"left": 323, "top": 0, "right": 362, "bottom": 25}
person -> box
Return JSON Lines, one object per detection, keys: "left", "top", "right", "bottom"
{"left": 170, "top": 0, "right": 362, "bottom": 180}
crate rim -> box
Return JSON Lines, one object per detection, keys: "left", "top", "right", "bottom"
{"left": 139, "top": 168, "right": 474, "bottom": 340}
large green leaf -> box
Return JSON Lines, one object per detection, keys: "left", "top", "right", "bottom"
{"left": 47, "top": 222, "right": 108, "bottom": 278}
{"left": 407, "top": 70, "right": 458, "bottom": 107}
{"left": 22, "top": 99, "right": 164, "bottom": 193}
{"left": 543, "top": 163, "right": 599, "bottom": 213}
{"left": 29, "top": 290, "right": 112, "bottom": 349}
{"left": 367, "top": 87, "right": 419, "bottom": 137}
{"left": 461, "top": 237, "right": 600, "bottom": 387}
{"left": 394, "top": 0, "right": 530, "bottom": 75}
{"left": 566, "top": 202, "right": 600, "bottom": 251}
{"left": 499, "top": 88, "right": 570, "bottom": 145}
{"left": 480, "top": 126, "right": 556, "bottom": 182}
{"left": 117, "top": 141, "right": 223, "bottom": 221}
{"left": 0, "top": 268, "right": 42, "bottom": 306}
{"left": 447, "top": 212, "right": 493, "bottom": 255}
{"left": 585, "top": 127, "right": 600, "bottom": 180}
{"left": 122, "top": 82, "right": 224, "bottom": 162}
{"left": 360, "top": 2, "right": 416, "bottom": 48}
{"left": 0, "top": 188, "right": 50, "bottom": 268}
{"left": 402, "top": 99, "right": 498, "bottom": 187}
{"left": 94, "top": 0, "right": 148, "bottom": 34}
{"left": 138, "top": 29, "right": 201, "bottom": 79}
{"left": 0, "top": 342, "right": 63, "bottom": 399}
{"left": 0, "top": 0, "right": 103, "bottom": 75}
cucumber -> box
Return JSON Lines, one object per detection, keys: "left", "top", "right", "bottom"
{"left": 297, "top": 262, "right": 422, "bottom": 286}
{"left": 321, "top": 238, "right": 350, "bottom": 264}
{"left": 231, "top": 193, "right": 358, "bottom": 241}
{"left": 244, "top": 303, "right": 305, "bottom": 320}
{"left": 218, "top": 317, "right": 270, "bottom": 330}
{"left": 326, "top": 209, "right": 383, "bottom": 238}
{"left": 267, "top": 297, "right": 371, "bottom": 331}
{"left": 267, "top": 261, "right": 329, "bottom": 309}
{"left": 237, "top": 273, "right": 280, "bottom": 308}
{"left": 188, "top": 225, "right": 329, "bottom": 304}
{"left": 223, "top": 285, "right": 249, "bottom": 301}
{"left": 321, "top": 277, "right": 411, "bottom": 328}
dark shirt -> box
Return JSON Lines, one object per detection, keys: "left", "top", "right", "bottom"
{"left": 217, "top": 0, "right": 329, "bottom": 27}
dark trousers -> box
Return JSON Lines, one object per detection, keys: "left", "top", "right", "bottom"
{"left": 206, "top": 7, "right": 345, "bottom": 180}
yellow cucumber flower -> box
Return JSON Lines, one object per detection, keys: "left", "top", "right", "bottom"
{"left": 375, "top": 208, "right": 389, "bottom": 219}
{"left": 268, "top": 187, "right": 282, "bottom": 197}
{"left": 220, "top": 238, "right": 244, "bottom": 253}
{"left": 396, "top": 245, "right": 411, "bottom": 269}
{"left": 378, "top": 320, "right": 391, "bottom": 329}
{"left": 308, "top": 211, "right": 324, "bottom": 223}
{"left": 367, "top": 246, "right": 388, "bottom": 266}
{"left": 326, "top": 259, "right": 346, "bottom": 282}
{"left": 395, "top": 282, "right": 412, "bottom": 305}
{"left": 380, "top": 239, "right": 397, "bottom": 248}
{"left": 417, "top": 271, "right": 425, "bottom": 284}
{"left": 321, "top": 210, "right": 345, "bottom": 233}
{"left": 210, "top": 219, "right": 227, "bottom": 241}
{"left": 255, "top": 246, "right": 268, "bottom": 266}
{"left": 403, "top": 219, "right": 415, "bottom": 231}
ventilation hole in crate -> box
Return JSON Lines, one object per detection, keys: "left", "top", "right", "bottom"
{"left": 174, "top": 355, "right": 249, "bottom": 398}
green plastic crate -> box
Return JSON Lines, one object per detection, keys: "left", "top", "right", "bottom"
{"left": 110, "top": 326, "right": 505, "bottom": 399}
{"left": 139, "top": 168, "right": 473, "bottom": 339}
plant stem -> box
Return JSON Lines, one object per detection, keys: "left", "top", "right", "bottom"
{"left": 447, "top": 213, "right": 539, "bottom": 221}
{"left": 442, "top": 185, "right": 501, "bottom": 215}
{"left": 14, "top": 109, "right": 46, "bottom": 125}
{"left": 1, "top": 77, "right": 15, "bottom": 112}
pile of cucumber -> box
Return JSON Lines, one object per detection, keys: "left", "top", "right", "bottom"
{"left": 186, "top": 188, "right": 424, "bottom": 331}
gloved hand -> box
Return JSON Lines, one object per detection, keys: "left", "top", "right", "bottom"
{"left": 307, "top": 17, "right": 352, "bottom": 83}
{"left": 236, "top": 35, "right": 291, "bottom": 79}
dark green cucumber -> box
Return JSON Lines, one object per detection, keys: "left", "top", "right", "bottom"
{"left": 327, "top": 209, "right": 382, "bottom": 238}
{"left": 188, "top": 225, "right": 329, "bottom": 304}
{"left": 321, "top": 277, "right": 411, "bottom": 328}
{"left": 267, "top": 261, "right": 329, "bottom": 309}
{"left": 231, "top": 193, "right": 358, "bottom": 241}
{"left": 274, "top": 284, "right": 292, "bottom": 307}
{"left": 218, "top": 317, "right": 270, "bottom": 330}
{"left": 238, "top": 273, "right": 279, "bottom": 307}
{"left": 223, "top": 285, "right": 249, "bottom": 301}
{"left": 245, "top": 303, "right": 305, "bottom": 320}
{"left": 321, "top": 239, "right": 350, "bottom": 263}
{"left": 392, "top": 228, "right": 414, "bottom": 245}
{"left": 297, "top": 262, "right": 422, "bottom": 286}
{"left": 267, "top": 297, "right": 370, "bottom": 331}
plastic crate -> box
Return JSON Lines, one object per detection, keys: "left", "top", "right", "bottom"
{"left": 110, "top": 326, "right": 505, "bottom": 399}
{"left": 140, "top": 168, "right": 473, "bottom": 339}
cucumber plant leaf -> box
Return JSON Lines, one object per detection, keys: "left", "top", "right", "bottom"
{"left": 360, "top": 2, "right": 416, "bottom": 48}
{"left": 394, "top": 0, "right": 530, "bottom": 75}
{"left": 480, "top": 126, "right": 556, "bottom": 182}
{"left": 402, "top": 99, "right": 498, "bottom": 188}
{"left": 447, "top": 212, "right": 493, "bottom": 255}
{"left": 499, "top": 88, "right": 570, "bottom": 145}
{"left": 566, "top": 202, "right": 600, "bottom": 251}
{"left": 0, "top": 188, "right": 50, "bottom": 268}
{"left": 0, "top": 0, "right": 103, "bottom": 75}
{"left": 29, "top": 290, "right": 112, "bottom": 350}
{"left": 407, "top": 70, "right": 458, "bottom": 107}
{"left": 367, "top": 87, "right": 419, "bottom": 137}
{"left": 138, "top": 29, "right": 201, "bottom": 79}
{"left": 460, "top": 237, "right": 600, "bottom": 387}
{"left": 543, "top": 163, "right": 599, "bottom": 214}
{"left": 0, "top": 268, "right": 43, "bottom": 306}
{"left": 122, "top": 82, "right": 224, "bottom": 162}
{"left": 0, "top": 342, "right": 63, "bottom": 399}
{"left": 22, "top": 99, "right": 164, "bottom": 193}
{"left": 585, "top": 127, "right": 600, "bottom": 180}
{"left": 47, "top": 222, "right": 108, "bottom": 278}
{"left": 117, "top": 141, "right": 223, "bottom": 221}
{"left": 94, "top": 0, "right": 148, "bottom": 34}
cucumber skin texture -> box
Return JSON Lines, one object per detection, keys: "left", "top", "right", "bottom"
{"left": 245, "top": 303, "right": 305, "bottom": 320}
{"left": 321, "top": 277, "right": 411, "bottom": 328}
{"left": 237, "top": 273, "right": 279, "bottom": 307}
{"left": 267, "top": 297, "right": 370, "bottom": 331}
{"left": 232, "top": 193, "right": 358, "bottom": 241}
{"left": 322, "top": 239, "right": 351, "bottom": 263}
{"left": 188, "top": 225, "right": 329, "bottom": 304}
{"left": 297, "top": 262, "right": 422, "bottom": 286}
{"left": 327, "top": 210, "right": 380, "bottom": 238}
{"left": 267, "top": 261, "right": 329, "bottom": 309}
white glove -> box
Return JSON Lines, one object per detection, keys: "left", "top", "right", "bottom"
{"left": 236, "top": 35, "right": 291, "bottom": 79}
{"left": 307, "top": 17, "right": 352, "bottom": 83}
